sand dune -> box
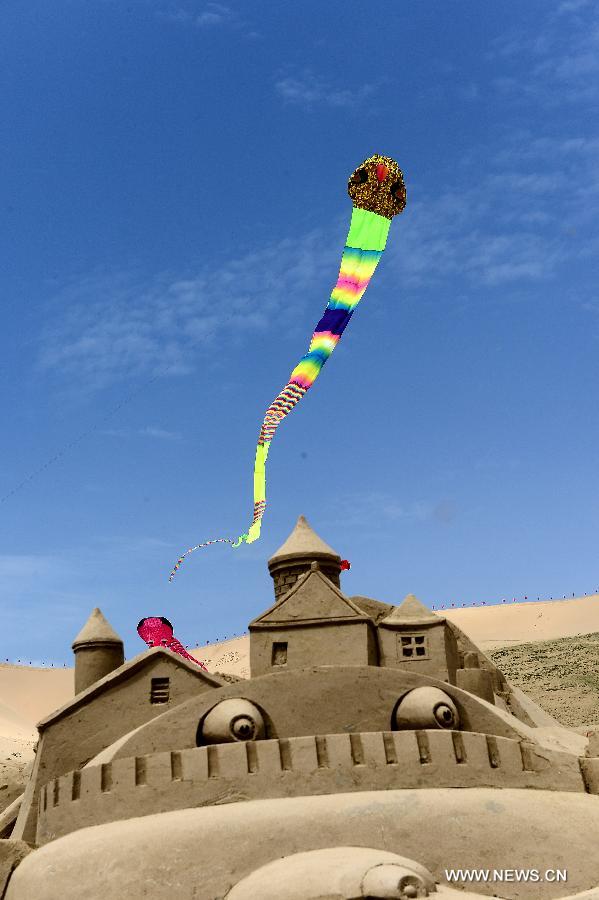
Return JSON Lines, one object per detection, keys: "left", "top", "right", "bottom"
{"left": 0, "top": 663, "right": 73, "bottom": 728}
{"left": 443, "top": 594, "right": 599, "bottom": 649}
{"left": 191, "top": 636, "right": 250, "bottom": 679}
{"left": 0, "top": 701, "right": 37, "bottom": 742}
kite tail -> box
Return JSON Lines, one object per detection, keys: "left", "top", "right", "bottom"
{"left": 240, "top": 206, "right": 392, "bottom": 546}
{"left": 170, "top": 206, "right": 392, "bottom": 578}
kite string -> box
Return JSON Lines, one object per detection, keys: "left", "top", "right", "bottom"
{"left": 1, "top": 361, "right": 176, "bottom": 506}
{"left": 168, "top": 537, "right": 238, "bottom": 582}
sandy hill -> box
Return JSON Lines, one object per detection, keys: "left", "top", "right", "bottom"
{"left": 488, "top": 633, "right": 599, "bottom": 729}
{"left": 443, "top": 594, "right": 599, "bottom": 650}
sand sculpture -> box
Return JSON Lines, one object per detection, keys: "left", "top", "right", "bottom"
{"left": 1, "top": 515, "right": 598, "bottom": 899}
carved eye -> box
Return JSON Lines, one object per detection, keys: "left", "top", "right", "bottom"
{"left": 198, "top": 699, "right": 266, "bottom": 745}
{"left": 351, "top": 167, "right": 368, "bottom": 185}
{"left": 393, "top": 687, "right": 460, "bottom": 730}
{"left": 231, "top": 715, "right": 257, "bottom": 740}
{"left": 390, "top": 180, "right": 405, "bottom": 201}
{"left": 433, "top": 702, "right": 458, "bottom": 728}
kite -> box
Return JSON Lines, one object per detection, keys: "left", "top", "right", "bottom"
{"left": 169, "top": 154, "right": 406, "bottom": 580}
{"left": 137, "top": 616, "right": 208, "bottom": 670}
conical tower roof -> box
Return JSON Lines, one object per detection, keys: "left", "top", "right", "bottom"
{"left": 268, "top": 515, "right": 340, "bottom": 566}
{"left": 380, "top": 594, "right": 444, "bottom": 627}
{"left": 72, "top": 607, "right": 123, "bottom": 649}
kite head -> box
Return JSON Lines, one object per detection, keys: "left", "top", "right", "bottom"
{"left": 348, "top": 154, "right": 406, "bottom": 220}
{"left": 137, "top": 616, "right": 174, "bottom": 647}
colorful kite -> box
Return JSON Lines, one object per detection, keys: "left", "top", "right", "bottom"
{"left": 137, "top": 616, "right": 208, "bottom": 670}
{"left": 169, "top": 154, "right": 406, "bottom": 580}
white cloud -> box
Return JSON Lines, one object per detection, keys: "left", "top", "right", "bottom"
{"left": 196, "top": 3, "right": 233, "bottom": 27}
{"left": 385, "top": 124, "right": 599, "bottom": 293}
{"left": 389, "top": 190, "right": 565, "bottom": 291}
{"left": 99, "top": 427, "right": 183, "bottom": 441}
{"left": 156, "top": 8, "right": 191, "bottom": 24}
{"left": 322, "top": 490, "right": 436, "bottom": 529}
{"left": 157, "top": 2, "right": 250, "bottom": 32}
{"left": 457, "top": 83, "right": 480, "bottom": 102}
{"left": 36, "top": 120, "right": 599, "bottom": 396}
{"left": 139, "top": 426, "right": 183, "bottom": 440}
{"left": 489, "top": 2, "right": 599, "bottom": 105}
{"left": 555, "top": 0, "right": 593, "bottom": 15}
{"left": 275, "top": 71, "right": 377, "bottom": 110}
{"left": 90, "top": 535, "right": 175, "bottom": 554}
{"left": 0, "top": 554, "right": 68, "bottom": 581}
{"left": 38, "top": 227, "right": 338, "bottom": 389}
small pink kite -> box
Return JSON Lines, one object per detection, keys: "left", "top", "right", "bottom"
{"left": 137, "top": 616, "right": 208, "bottom": 671}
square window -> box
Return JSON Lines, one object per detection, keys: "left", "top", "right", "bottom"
{"left": 397, "top": 634, "right": 429, "bottom": 660}
{"left": 272, "top": 642, "right": 288, "bottom": 666}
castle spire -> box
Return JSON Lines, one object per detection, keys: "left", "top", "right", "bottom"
{"left": 72, "top": 607, "right": 124, "bottom": 694}
{"left": 268, "top": 515, "right": 342, "bottom": 602}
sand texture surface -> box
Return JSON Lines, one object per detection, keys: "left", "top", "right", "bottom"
{"left": 488, "top": 632, "right": 599, "bottom": 729}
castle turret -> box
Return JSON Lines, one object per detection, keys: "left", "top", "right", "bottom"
{"left": 378, "top": 594, "right": 459, "bottom": 684}
{"left": 72, "top": 607, "right": 124, "bottom": 694}
{"left": 268, "top": 515, "right": 342, "bottom": 602}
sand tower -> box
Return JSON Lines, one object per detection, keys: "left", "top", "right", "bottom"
{"left": 71, "top": 607, "right": 124, "bottom": 694}
{"left": 268, "top": 515, "right": 342, "bottom": 602}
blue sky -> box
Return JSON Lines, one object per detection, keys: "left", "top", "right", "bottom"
{"left": 1, "top": 0, "right": 598, "bottom": 665}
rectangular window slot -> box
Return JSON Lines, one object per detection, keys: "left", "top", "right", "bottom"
{"left": 315, "top": 735, "right": 329, "bottom": 768}
{"left": 416, "top": 731, "right": 431, "bottom": 764}
{"left": 170, "top": 751, "right": 182, "bottom": 781}
{"left": 278, "top": 738, "right": 292, "bottom": 771}
{"left": 207, "top": 745, "right": 220, "bottom": 778}
{"left": 520, "top": 743, "right": 536, "bottom": 772}
{"left": 272, "top": 642, "right": 288, "bottom": 666}
{"left": 451, "top": 731, "right": 467, "bottom": 764}
{"left": 382, "top": 732, "right": 398, "bottom": 765}
{"left": 246, "top": 741, "right": 259, "bottom": 774}
{"left": 135, "top": 756, "right": 147, "bottom": 786}
{"left": 349, "top": 733, "right": 365, "bottom": 766}
{"left": 486, "top": 735, "right": 501, "bottom": 768}
{"left": 101, "top": 763, "right": 112, "bottom": 793}
{"left": 72, "top": 770, "right": 81, "bottom": 801}
{"left": 150, "top": 677, "right": 170, "bottom": 704}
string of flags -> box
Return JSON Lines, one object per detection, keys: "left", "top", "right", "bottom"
{"left": 432, "top": 590, "right": 598, "bottom": 610}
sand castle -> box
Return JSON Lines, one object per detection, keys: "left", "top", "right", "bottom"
{"left": 1, "top": 515, "right": 599, "bottom": 899}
